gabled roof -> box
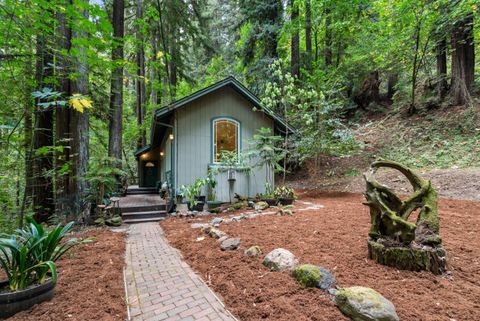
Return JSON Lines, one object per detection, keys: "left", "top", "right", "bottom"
{"left": 155, "top": 76, "right": 295, "bottom": 133}
{"left": 135, "top": 76, "right": 295, "bottom": 158}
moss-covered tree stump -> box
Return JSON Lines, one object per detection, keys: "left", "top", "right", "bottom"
{"left": 363, "top": 160, "right": 447, "bottom": 274}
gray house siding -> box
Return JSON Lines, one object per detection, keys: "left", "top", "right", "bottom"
{"left": 174, "top": 86, "right": 274, "bottom": 201}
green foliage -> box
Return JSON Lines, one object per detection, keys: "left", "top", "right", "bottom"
{"left": 273, "top": 186, "right": 296, "bottom": 199}
{"left": 0, "top": 217, "right": 84, "bottom": 291}
{"left": 85, "top": 157, "right": 127, "bottom": 204}
{"left": 180, "top": 178, "right": 207, "bottom": 206}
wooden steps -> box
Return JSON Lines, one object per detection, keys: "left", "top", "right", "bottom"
{"left": 121, "top": 186, "right": 167, "bottom": 224}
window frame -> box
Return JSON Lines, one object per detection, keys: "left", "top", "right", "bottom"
{"left": 211, "top": 117, "right": 241, "bottom": 164}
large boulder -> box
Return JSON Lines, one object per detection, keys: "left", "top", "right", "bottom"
{"left": 263, "top": 248, "right": 298, "bottom": 271}
{"left": 220, "top": 238, "right": 241, "bottom": 251}
{"left": 291, "top": 264, "right": 336, "bottom": 290}
{"left": 335, "top": 286, "right": 399, "bottom": 321}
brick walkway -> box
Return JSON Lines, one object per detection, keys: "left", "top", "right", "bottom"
{"left": 125, "top": 223, "right": 237, "bottom": 321}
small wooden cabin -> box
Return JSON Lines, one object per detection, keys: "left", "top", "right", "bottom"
{"left": 134, "top": 77, "right": 292, "bottom": 202}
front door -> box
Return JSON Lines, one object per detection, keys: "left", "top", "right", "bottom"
{"left": 143, "top": 161, "right": 159, "bottom": 187}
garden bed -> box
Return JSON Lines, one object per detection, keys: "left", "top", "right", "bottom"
{"left": 161, "top": 192, "right": 480, "bottom": 321}
{"left": 6, "top": 228, "right": 126, "bottom": 321}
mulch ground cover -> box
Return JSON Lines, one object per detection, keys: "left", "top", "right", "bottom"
{"left": 7, "top": 228, "right": 126, "bottom": 321}
{"left": 161, "top": 192, "right": 480, "bottom": 321}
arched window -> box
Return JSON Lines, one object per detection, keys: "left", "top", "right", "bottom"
{"left": 212, "top": 118, "right": 240, "bottom": 163}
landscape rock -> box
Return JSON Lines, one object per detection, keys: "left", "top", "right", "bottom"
{"left": 210, "top": 217, "right": 223, "bottom": 226}
{"left": 218, "top": 236, "right": 228, "bottom": 243}
{"left": 335, "top": 286, "right": 399, "bottom": 321}
{"left": 263, "top": 248, "right": 298, "bottom": 271}
{"left": 244, "top": 245, "right": 262, "bottom": 257}
{"left": 232, "top": 215, "right": 247, "bottom": 222}
{"left": 317, "top": 266, "right": 337, "bottom": 290}
{"left": 94, "top": 218, "right": 105, "bottom": 226}
{"left": 191, "top": 223, "right": 210, "bottom": 229}
{"left": 291, "top": 264, "right": 336, "bottom": 289}
{"left": 255, "top": 201, "right": 269, "bottom": 211}
{"left": 220, "top": 238, "right": 241, "bottom": 251}
{"left": 208, "top": 228, "right": 226, "bottom": 239}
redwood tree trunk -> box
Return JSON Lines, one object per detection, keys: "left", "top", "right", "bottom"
{"left": 325, "top": 5, "right": 333, "bottom": 67}
{"left": 55, "top": 4, "right": 72, "bottom": 212}
{"left": 108, "top": 0, "right": 124, "bottom": 160}
{"left": 136, "top": 0, "right": 146, "bottom": 147}
{"left": 451, "top": 13, "right": 475, "bottom": 105}
{"left": 305, "top": 0, "right": 312, "bottom": 70}
{"left": 33, "top": 33, "right": 54, "bottom": 222}
{"left": 290, "top": 0, "right": 300, "bottom": 78}
{"left": 69, "top": 0, "right": 90, "bottom": 219}
{"left": 436, "top": 37, "right": 448, "bottom": 99}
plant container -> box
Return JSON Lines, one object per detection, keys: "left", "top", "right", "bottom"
{"left": 194, "top": 195, "right": 206, "bottom": 203}
{"left": 262, "top": 198, "right": 278, "bottom": 206}
{"left": 187, "top": 202, "right": 205, "bottom": 212}
{"left": 207, "top": 201, "right": 223, "bottom": 210}
{"left": 279, "top": 197, "right": 295, "bottom": 205}
{"left": 0, "top": 279, "right": 56, "bottom": 319}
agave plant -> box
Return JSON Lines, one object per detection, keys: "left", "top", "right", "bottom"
{"left": 0, "top": 217, "right": 83, "bottom": 291}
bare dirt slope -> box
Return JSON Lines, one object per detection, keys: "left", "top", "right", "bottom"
{"left": 291, "top": 167, "right": 480, "bottom": 201}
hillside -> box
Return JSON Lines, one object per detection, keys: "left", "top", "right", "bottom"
{"left": 290, "top": 102, "right": 480, "bottom": 201}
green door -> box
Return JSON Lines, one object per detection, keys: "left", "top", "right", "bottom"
{"left": 142, "top": 161, "right": 159, "bottom": 187}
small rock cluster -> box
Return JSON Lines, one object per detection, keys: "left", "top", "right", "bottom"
{"left": 259, "top": 248, "right": 398, "bottom": 321}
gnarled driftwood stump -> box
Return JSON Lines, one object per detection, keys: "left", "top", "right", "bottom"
{"left": 363, "top": 160, "right": 447, "bottom": 274}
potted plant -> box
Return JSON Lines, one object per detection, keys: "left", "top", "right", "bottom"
{"left": 180, "top": 178, "right": 206, "bottom": 211}
{"left": 274, "top": 186, "right": 296, "bottom": 205}
{"left": 261, "top": 182, "right": 278, "bottom": 206}
{"left": 0, "top": 217, "right": 85, "bottom": 318}
{"left": 206, "top": 168, "right": 222, "bottom": 211}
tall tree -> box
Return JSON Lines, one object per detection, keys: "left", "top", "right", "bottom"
{"left": 69, "top": 0, "right": 90, "bottom": 217}
{"left": 325, "top": 3, "right": 333, "bottom": 67}
{"left": 305, "top": 0, "right": 312, "bottom": 71}
{"left": 108, "top": 0, "right": 124, "bottom": 160}
{"left": 55, "top": 0, "right": 72, "bottom": 212}
{"left": 290, "top": 0, "right": 300, "bottom": 78}
{"left": 135, "top": 0, "right": 146, "bottom": 147}
{"left": 436, "top": 37, "right": 448, "bottom": 99}
{"left": 451, "top": 12, "right": 475, "bottom": 105}
{"left": 32, "top": 27, "right": 55, "bottom": 221}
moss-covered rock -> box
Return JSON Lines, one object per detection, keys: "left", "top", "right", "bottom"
{"left": 292, "top": 264, "right": 322, "bottom": 287}
{"left": 254, "top": 201, "right": 269, "bottom": 211}
{"left": 244, "top": 245, "right": 262, "bottom": 257}
{"left": 291, "top": 264, "right": 336, "bottom": 290}
{"left": 335, "top": 286, "right": 399, "bottom": 321}
{"left": 94, "top": 218, "right": 105, "bottom": 226}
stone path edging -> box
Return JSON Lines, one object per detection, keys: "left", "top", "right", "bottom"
{"left": 124, "top": 222, "right": 237, "bottom": 321}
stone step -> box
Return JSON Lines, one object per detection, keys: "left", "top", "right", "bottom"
{"left": 123, "top": 217, "right": 166, "bottom": 224}
{"left": 122, "top": 210, "right": 167, "bottom": 220}
{"left": 120, "top": 204, "right": 167, "bottom": 212}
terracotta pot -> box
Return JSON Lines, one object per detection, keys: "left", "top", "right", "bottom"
{"left": 0, "top": 279, "right": 56, "bottom": 319}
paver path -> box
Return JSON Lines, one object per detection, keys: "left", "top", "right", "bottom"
{"left": 125, "top": 222, "right": 236, "bottom": 321}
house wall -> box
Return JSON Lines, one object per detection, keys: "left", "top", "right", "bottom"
{"left": 175, "top": 86, "right": 274, "bottom": 202}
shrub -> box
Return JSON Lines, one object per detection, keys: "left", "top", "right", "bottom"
{"left": 0, "top": 217, "right": 84, "bottom": 291}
